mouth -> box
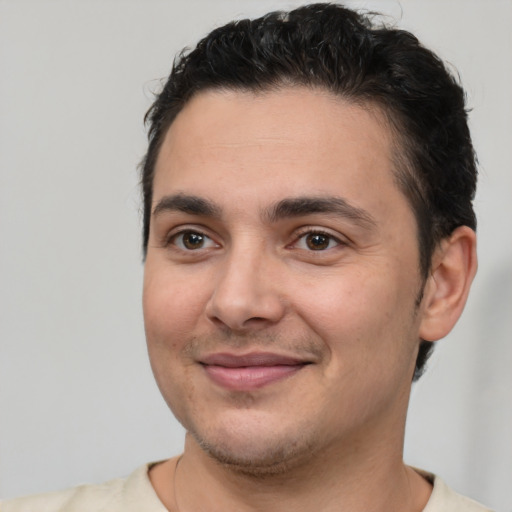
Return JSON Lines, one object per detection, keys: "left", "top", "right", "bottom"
{"left": 199, "top": 352, "right": 311, "bottom": 391}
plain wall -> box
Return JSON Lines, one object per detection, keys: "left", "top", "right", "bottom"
{"left": 1, "top": 1, "right": 511, "bottom": 510}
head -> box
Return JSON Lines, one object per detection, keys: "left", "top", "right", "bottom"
{"left": 141, "top": 3, "right": 478, "bottom": 473}
{"left": 140, "top": 3, "right": 477, "bottom": 381}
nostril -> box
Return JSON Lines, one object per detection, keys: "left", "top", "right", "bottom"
{"left": 207, "top": 314, "right": 274, "bottom": 333}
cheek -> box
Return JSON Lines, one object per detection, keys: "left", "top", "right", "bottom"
{"left": 142, "top": 268, "right": 205, "bottom": 418}
{"left": 295, "top": 267, "right": 418, "bottom": 362}
{"left": 143, "top": 266, "right": 210, "bottom": 348}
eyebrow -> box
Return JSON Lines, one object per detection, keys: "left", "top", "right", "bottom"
{"left": 152, "top": 193, "right": 221, "bottom": 218}
{"left": 152, "top": 193, "right": 377, "bottom": 229}
{"left": 265, "top": 196, "right": 377, "bottom": 228}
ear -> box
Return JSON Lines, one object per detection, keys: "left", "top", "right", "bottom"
{"left": 419, "top": 226, "right": 477, "bottom": 342}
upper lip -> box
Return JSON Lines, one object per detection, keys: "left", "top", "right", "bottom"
{"left": 199, "top": 352, "right": 311, "bottom": 368}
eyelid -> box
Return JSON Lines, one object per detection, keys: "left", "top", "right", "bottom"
{"left": 290, "top": 227, "right": 347, "bottom": 250}
{"left": 161, "top": 224, "right": 346, "bottom": 251}
{"left": 164, "top": 225, "right": 220, "bottom": 250}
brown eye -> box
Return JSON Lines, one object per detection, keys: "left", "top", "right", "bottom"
{"left": 182, "top": 232, "right": 205, "bottom": 249}
{"left": 305, "top": 233, "right": 331, "bottom": 250}
{"left": 294, "top": 231, "right": 341, "bottom": 251}
{"left": 172, "top": 231, "right": 217, "bottom": 250}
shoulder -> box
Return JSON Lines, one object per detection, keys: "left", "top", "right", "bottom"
{"left": 419, "top": 470, "right": 493, "bottom": 512}
{"left": 0, "top": 464, "right": 167, "bottom": 512}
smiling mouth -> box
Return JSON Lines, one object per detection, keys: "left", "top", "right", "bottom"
{"left": 199, "top": 352, "right": 311, "bottom": 391}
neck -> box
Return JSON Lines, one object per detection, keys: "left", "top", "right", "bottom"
{"left": 150, "top": 423, "right": 432, "bottom": 512}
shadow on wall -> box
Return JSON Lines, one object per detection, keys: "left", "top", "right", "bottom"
{"left": 467, "top": 256, "right": 512, "bottom": 508}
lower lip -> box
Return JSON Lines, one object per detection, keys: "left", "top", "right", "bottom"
{"left": 203, "top": 364, "right": 305, "bottom": 391}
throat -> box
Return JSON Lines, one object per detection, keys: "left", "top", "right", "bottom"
{"left": 150, "top": 436, "right": 432, "bottom": 512}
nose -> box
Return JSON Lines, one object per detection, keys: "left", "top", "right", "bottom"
{"left": 205, "top": 246, "right": 286, "bottom": 332}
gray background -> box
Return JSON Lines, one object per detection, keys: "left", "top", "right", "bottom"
{"left": 1, "top": 1, "right": 511, "bottom": 510}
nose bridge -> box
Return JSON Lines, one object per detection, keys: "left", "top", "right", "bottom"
{"left": 206, "top": 236, "right": 284, "bottom": 330}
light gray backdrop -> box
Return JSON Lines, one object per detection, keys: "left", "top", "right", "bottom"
{"left": 1, "top": 1, "right": 511, "bottom": 510}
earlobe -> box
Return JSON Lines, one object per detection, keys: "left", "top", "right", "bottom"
{"left": 419, "top": 226, "right": 477, "bottom": 342}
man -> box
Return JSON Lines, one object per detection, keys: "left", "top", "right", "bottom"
{"left": 3, "top": 3, "right": 491, "bottom": 511}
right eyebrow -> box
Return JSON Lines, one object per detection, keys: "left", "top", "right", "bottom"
{"left": 265, "top": 195, "right": 377, "bottom": 229}
{"left": 152, "top": 193, "right": 222, "bottom": 219}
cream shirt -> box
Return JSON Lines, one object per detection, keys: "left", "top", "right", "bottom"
{"left": 1, "top": 464, "right": 492, "bottom": 512}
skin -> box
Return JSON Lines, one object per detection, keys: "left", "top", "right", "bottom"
{"left": 143, "top": 87, "right": 477, "bottom": 512}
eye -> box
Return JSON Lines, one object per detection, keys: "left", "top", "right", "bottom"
{"left": 171, "top": 230, "right": 217, "bottom": 250}
{"left": 295, "top": 231, "right": 341, "bottom": 251}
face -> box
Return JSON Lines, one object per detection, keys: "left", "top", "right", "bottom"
{"left": 143, "top": 88, "right": 426, "bottom": 472}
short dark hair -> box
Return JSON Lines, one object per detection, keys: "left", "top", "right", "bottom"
{"left": 140, "top": 3, "right": 477, "bottom": 380}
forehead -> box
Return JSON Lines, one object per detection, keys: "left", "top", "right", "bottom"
{"left": 153, "top": 87, "right": 404, "bottom": 218}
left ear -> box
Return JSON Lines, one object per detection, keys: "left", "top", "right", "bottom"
{"left": 419, "top": 225, "right": 477, "bottom": 342}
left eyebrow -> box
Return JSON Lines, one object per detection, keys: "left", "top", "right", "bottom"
{"left": 264, "top": 196, "right": 377, "bottom": 229}
{"left": 152, "top": 193, "right": 222, "bottom": 219}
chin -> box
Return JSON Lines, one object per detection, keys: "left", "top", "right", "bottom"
{"left": 188, "top": 419, "right": 318, "bottom": 477}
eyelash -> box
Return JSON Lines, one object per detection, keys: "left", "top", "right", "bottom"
{"left": 292, "top": 229, "right": 344, "bottom": 252}
{"left": 166, "top": 229, "right": 217, "bottom": 251}
{"left": 165, "top": 227, "right": 344, "bottom": 253}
